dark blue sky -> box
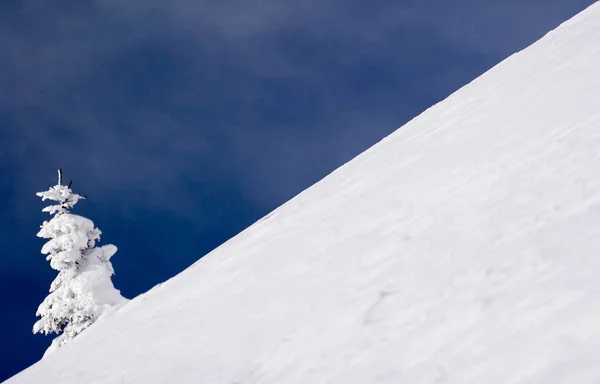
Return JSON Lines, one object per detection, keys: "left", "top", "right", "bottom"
{"left": 0, "top": 0, "right": 594, "bottom": 380}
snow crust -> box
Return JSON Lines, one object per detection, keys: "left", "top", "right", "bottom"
{"left": 7, "top": 3, "right": 600, "bottom": 383}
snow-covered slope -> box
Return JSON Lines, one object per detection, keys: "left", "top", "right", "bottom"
{"left": 7, "top": 3, "right": 600, "bottom": 383}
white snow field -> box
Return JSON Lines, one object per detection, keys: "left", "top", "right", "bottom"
{"left": 7, "top": 3, "right": 600, "bottom": 384}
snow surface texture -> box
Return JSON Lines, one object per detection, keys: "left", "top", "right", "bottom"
{"left": 33, "top": 180, "right": 127, "bottom": 355}
{"left": 7, "top": 3, "right": 600, "bottom": 383}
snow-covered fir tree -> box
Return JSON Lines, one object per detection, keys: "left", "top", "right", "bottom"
{"left": 33, "top": 169, "right": 127, "bottom": 356}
